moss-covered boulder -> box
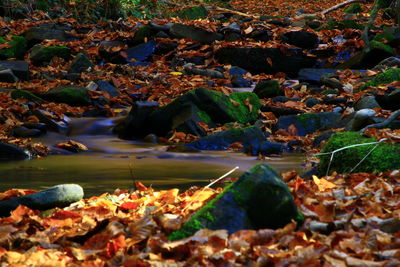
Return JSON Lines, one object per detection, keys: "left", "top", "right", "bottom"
{"left": 187, "top": 126, "right": 266, "bottom": 150}
{"left": 68, "top": 52, "right": 93, "bottom": 73}
{"left": 11, "top": 89, "right": 44, "bottom": 102}
{"left": 169, "top": 164, "right": 303, "bottom": 241}
{"left": 361, "top": 68, "right": 400, "bottom": 90}
{"left": 175, "top": 6, "right": 208, "bottom": 20}
{"left": 29, "top": 45, "right": 71, "bottom": 64}
{"left": 253, "top": 80, "right": 283, "bottom": 99}
{"left": 0, "top": 36, "right": 27, "bottom": 59}
{"left": 0, "top": 60, "right": 29, "bottom": 80}
{"left": 39, "top": 86, "right": 91, "bottom": 106}
{"left": 319, "top": 132, "right": 400, "bottom": 174}
{"left": 170, "top": 23, "right": 223, "bottom": 43}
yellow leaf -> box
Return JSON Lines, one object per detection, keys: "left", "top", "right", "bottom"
{"left": 170, "top": 72, "right": 183, "bottom": 76}
{"left": 312, "top": 175, "right": 336, "bottom": 191}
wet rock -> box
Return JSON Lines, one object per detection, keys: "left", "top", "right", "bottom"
{"left": 305, "top": 97, "right": 321, "bottom": 108}
{"left": 245, "top": 140, "right": 286, "bottom": 156}
{"left": 12, "top": 126, "right": 42, "bottom": 138}
{"left": 187, "top": 126, "right": 265, "bottom": 150}
{"left": 0, "top": 69, "right": 18, "bottom": 82}
{"left": 0, "top": 60, "right": 29, "bottom": 80}
{"left": 313, "top": 131, "right": 335, "bottom": 147}
{"left": 345, "top": 109, "right": 376, "bottom": 131}
{"left": 39, "top": 86, "right": 91, "bottom": 106}
{"left": 0, "top": 184, "right": 84, "bottom": 217}
{"left": 122, "top": 40, "right": 156, "bottom": 66}
{"left": 320, "top": 76, "right": 344, "bottom": 90}
{"left": 215, "top": 47, "right": 316, "bottom": 75}
{"left": 229, "top": 66, "right": 252, "bottom": 88}
{"left": 170, "top": 23, "right": 223, "bottom": 43}
{"left": 169, "top": 164, "right": 304, "bottom": 240}
{"left": 96, "top": 80, "right": 119, "bottom": 97}
{"left": 281, "top": 30, "right": 318, "bottom": 49}
{"left": 32, "top": 109, "right": 69, "bottom": 134}
{"left": 68, "top": 52, "right": 93, "bottom": 74}
{"left": 276, "top": 112, "right": 341, "bottom": 136}
{"left": 0, "top": 142, "right": 31, "bottom": 161}
{"left": 23, "top": 25, "right": 77, "bottom": 46}
{"left": 29, "top": 45, "right": 70, "bottom": 65}
{"left": 253, "top": 80, "right": 282, "bottom": 98}
{"left": 354, "top": 95, "right": 381, "bottom": 110}
{"left": 372, "top": 56, "right": 400, "bottom": 71}
{"left": 0, "top": 36, "right": 27, "bottom": 59}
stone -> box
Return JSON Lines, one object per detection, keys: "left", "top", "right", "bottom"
{"left": 354, "top": 95, "right": 381, "bottom": 111}
{"left": 12, "top": 126, "right": 43, "bottom": 138}
{"left": 32, "top": 109, "right": 69, "bottom": 134}
{"left": 23, "top": 26, "right": 77, "bottom": 46}
{"left": 372, "top": 56, "right": 400, "bottom": 71}
{"left": 276, "top": 112, "right": 341, "bottom": 136}
{"left": 0, "top": 142, "right": 31, "bottom": 161}
{"left": 215, "top": 47, "right": 316, "bottom": 76}
{"left": 0, "top": 60, "right": 29, "bottom": 80}
{"left": 0, "top": 69, "right": 18, "bottom": 82}
{"left": 319, "top": 132, "right": 400, "bottom": 175}
{"left": 0, "top": 184, "right": 84, "bottom": 217}
{"left": 169, "top": 164, "right": 304, "bottom": 240}
{"left": 187, "top": 126, "right": 266, "bottom": 150}
{"left": 29, "top": 45, "right": 70, "bottom": 65}
{"left": 361, "top": 68, "right": 400, "bottom": 90}
{"left": 11, "top": 89, "right": 44, "bottom": 102}
{"left": 170, "top": 23, "right": 223, "bottom": 43}
{"left": 96, "top": 80, "right": 119, "bottom": 97}
{"left": 176, "top": 6, "right": 208, "bottom": 20}
{"left": 0, "top": 36, "right": 27, "bottom": 59}
{"left": 245, "top": 141, "right": 286, "bottom": 156}
{"left": 253, "top": 80, "right": 282, "bottom": 98}
{"left": 282, "top": 31, "right": 318, "bottom": 49}
{"left": 68, "top": 52, "right": 93, "bottom": 73}
{"left": 305, "top": 97, "right": 321, "bottom": 108}
{"left": 122, "top": 40, "right": 156, "bottom": 65}
{"left": 229, "top": 66, "right": 252, "bottom": 88}
{"left": 39, "top": 86, "right": 91, "bottom": 106}
{"left": 345, "top": 109, "right": 376, "bottom": 131}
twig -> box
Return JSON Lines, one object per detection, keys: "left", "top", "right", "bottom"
{"left": 360, "top": 109, "right": 400, "bottom": 133}
{"left": 321, "top": 0, "right": 369, "bottom": 16}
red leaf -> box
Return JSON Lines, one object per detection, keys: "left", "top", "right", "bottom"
{"left": 120, "top": 201, "right": 138, "bottom": 210}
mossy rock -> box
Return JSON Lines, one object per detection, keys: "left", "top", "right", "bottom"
{"left": 11, "top": 89, "right": 44, "bottom": 102}
{"left": 168, "top": 164, "right": 303, "bottom": 240}
{"left": 29, "top": 45, "right": 71, "bottom": 64}
{"left": 253, "top": 80, "right": 282, "bottom": 99}
{"left": 360, "top": 68, "right": 400, "bottom": 90}
{"left": 319, "top": 132, "right": 400, "bottom": 174}
{"left": 317, "top": 19, "right": 364, "bottom": 30}
{"left": 39, "top": 86, "right": 91, "bottom": 106}
{"left": 344, "top": 3, "right": 363, "bottom": 14}
{"left": 0, "top": 36, "right": 27, "bottom": 59}
{"left": 176, "top": 6, "right": 208, "bottom": 20}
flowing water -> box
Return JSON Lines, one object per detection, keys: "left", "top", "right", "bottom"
{"left": 0, "top": 117, "right": 306, "bottom": 197}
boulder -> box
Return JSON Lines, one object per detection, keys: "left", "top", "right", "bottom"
{"left": 215, "top": 47, "right": 316, "bottom": 75}
{"left": 229, "top": 66, "right": 252, "bottom": 88}
{"left": 0, "top": 36, "right": 27, "bottom": 59}
{"left": 11, "top": 89, "right": 44, "bottom": 102}
{"left": 253, "top": 80, "right": 282, "bottom": 98}
{"left": 0, "top": 69, "right": 18, "bottom": 82}
{"left": 0, "top": 61, "right": 29, "bottom": 80}
{"left": 39, "top": 86, "right": 91, "bottom": 106}
{"left": 345, "top": 109, "right": 376, "bottom": 131}
{"left": 276, "top": 112, "right": 341, "bottom": 136}
{"left": 96, "top": 80, "right": 119, "bottom": 97}
{"left": 68, "top": 52, "right": 93, "bottom": 73}
{"left": 12, "top": 126, "right": 43, "bottom": 138}
{"left": 29, "top": 45, "right": 70, "bottom": 65}
{"left": 372, "top": 56, "right": 400, "bottom": 71}
{"left": 170, "top": 23, "right": 223, "bottom": 43}
{"left": 0, "top": 184, "right": 84, "bottom": 217}
{"left": 360, "top": 68, "right": 400, "bottom": 90}
{"left": 169, "top": 164, "right": 304, "bottom": 240}
{"left": 23, "top": 26, "right": 77, "bottom": 46}
{"left": 122, "top": 40, "right": 156, "bottom": 66}
{"left": 319, "top": 132, "right": 400, "bottom": 174}
{"left": 245, "top": 140, "right": 286, "bottom": 156}
{"left": 0, "top": 142, "right": 31, "bottom": 161}
{"left": 187, "top": 126, "right": 266, "bottom": 150}
{"left": 354, "top": 95, "right": 381, "bottom": 110}
{"left": 281, "top": 30, "right": 318, "bottom": 49}
{"left": 32, "top": 109, "right": 69, "bottom": 134}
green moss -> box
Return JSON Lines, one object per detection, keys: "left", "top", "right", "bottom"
{"left": 361, "top": 68, "right": 400, "bottom": 89}
{"left": 253, "top": 80, "right": 281, "bottom": 99}
{"left": 317, "top": 19, "right": 364, "bottom": 31}
{"left": 0, "top": 36, "right": 27, "bottom": 59}
{"left": 230, "top": 92, "right": 261, "bottom": 123}
{"left": 319, "top": 132, "right": 400, "bottom": 174}
{"left": 369, "top": 40, "right": 394, "bottom": 54}
{"left": 11, "top": 89, "right": 43, "bottom": 102}
{"left": 29, "top": 46, "right": 71, "bottom": 62}
{"left": 344, "top": 3, "right": 362, "bottom": 14}
{"left": 195, "top": 110, "right": 212, "bottom": 124}
{"left": 374, "top": 32, "right": 396, "bottom": 43}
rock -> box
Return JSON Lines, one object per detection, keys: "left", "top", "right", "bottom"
{"left": 0, "top": 184, "right": 84, "bottom": 217}
{"left": 372, "top": 56, "right": 400, "bottom": 71}
{"left": 0, "top": 60, "right": 29, "bottom": 80}
{"left": 187, "top": 126, "right": 266, "bottom": 150}
{"left": 312, "top": 131, "right": 335, "bottom": 147}
{"left": 96, "top": 80, "right": 119, "bottom": 97}
{"left": 354, "top": 95, "right": 381, "bottom": 110}
{"left": 245, "top": 141, "right": 286, "bottom": 156}
{"left": 305, "top": 97, "right": 321, "bottom": 108}
{"left": 23, "top": 26, "right": 77, "bottom": 46}
{"left": 247, "top": 29, "right": 271, "bottom": 42}
{"left": 320, "top": 76, "right": 344, "bottom": 90}
{"left": 39, "top": 86, "right": 91, "bottom": 106}
{"left": 169, "top": 164, "right": 304, "bottom": 240}
{"left": 229, "top": 66, "right": 252, "bottom": 88}
{"left": 12, "top": 126, "right": 42, "bottom": 138}
{"left": 133, "top": 24, "right": 157, "bottom": 44}
{"left": 253, "top": 80, "right": 282, "bottom": 98}
{"left": 360, "top": 68, "right": 400, "bottom": 90}
{"left": 175, "top": 6, "right": 208, "bottom": 20}
{"left": 29, "top": 45, "right": 70, "bottom": 65}
{"left": 345, "top": 109, "right": 376, "bottom": 131}
{"left": 344, "top": 3, "right": 362, "bottom": 14}
{"left": 11, "top": 89, "right": 44, "bottom": 102}
{"left": 0, "top": 142, "right": 31, "bottom": 161}
{"left": 170, "top": 23, "right": 223, "bottom": 43}
{"left": 282, "top": 31, "right": 318, "bottom": 49}
{"left": 122, "top": 40, "right": 156, "bottom": 66}
{"left": 319, "top": 132, "right": 400, "bottom": 175}
{"left": 215, "top": 47, "right": 316, "bottom": 76}
{"left": 32, "top": 109, "right": 69, "bottom": 134}
{"left": 0, "top": 36, "right": 27, "bottom": 59}
{"left": 337, "top": 41, "right": 395, "bottom": 69}
{"left": 115, "top": 101, "right": 160, "bottom": 139}
{"left": 183, "top": 64, "right": 224, "bottom": 79}
{"left": 276, "top": 112, "right": 341, "bottom": 136}
{"left": 0, "top": 69, "right": 18, "bottom": 82}
{"left": 298, "top": 68, "right": 338, "bottom": 84}
{"left": 68, "top": 52, "right": 93, "bottom": 73}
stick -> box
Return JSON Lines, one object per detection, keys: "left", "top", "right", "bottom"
{"left": 321, "top": 0, "right": 369, "bottom": 16}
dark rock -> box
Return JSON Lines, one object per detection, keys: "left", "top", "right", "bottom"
{"left": 272, "top": 96, "right": 300, "bottom": 103}
{"left": 133, "top": 25, "right": 157, "bottom": 44}
{"left": 322, "top": 96, "right": 347, "bottom": 105}
{"left": 122, "top": 40, "right": 156, "bottom": 65}
{"left": 39, "top": 86, "right": 91, "bottom": 106}
{"left": 12, "top": 126, "right": 42, "bottom": 138}
{"left": 32, "top": 109, "right": 69, "bottom": 134}
{"left": 224, "top": 32, "right": 242, "bottom": 42}
{"left": 0, "top": 36, "right": 27, "bottom": 59}
{"left": 229, "top": 66, "right": 252, "bottom": 87}
{"left": 215, "top": 47, "right": 316, "bottom": 76}
{"left": 96, "top": 80, "right": 119, "bottom": 97}
{"left": 306, "top": 20, "right": 322, "bottom": 29}
{"left": 345, "top": 109, "right": 376, "bottom": 131}
{"left": 11, "top": 89, "right": 44, "bottom": 102}
{"left": 253, "top": 80, "right": 282, "bottom": 98}
{"left": 245, "top": 140, "right": 286, "bottom": 156}
{"left": 282, "top": 31, "right": 318, "bottom": 49}
{"left": 0, "top": 69, "right": 18, "bottom": 82}
{"left": 0, "top": 184, "right": 84, "bottom": 217}
{"left": 0, "top": 61, "right": 29, "bottom": 80}
{"left": 184, "top": 64, "right": 224, "bottom": 79}
{"left": 247, "top": 29, "right": 271, "bottom": 42}
{"left": 187, "top": 126, "right": 265, "bottom": 150}
{"left": 305, "top": 97, "right": 321, "bottom": 108}
{"left": 372, "top": 56, "right": 400, "bottom": 71}
{"left": 23, "top": 26, "right": 77, "bottom": 46}
{"left": 169, "top": 164, "right": 304, "bottom": 240}
{"left": 29, "top": 45, "right": 70, "bottom": 65}
{"left": 170, "top": 23, "right": 223, "bottom": 43}
{"left": 312, "top": 131, "right": 335, "bottom": 147}
{"left": 68, "top": 52, "right": 93, "bottom": 74}
{"left": 300, "top": 167, "right": 320, "bottom": 179}
{"left": 175, "top": 6, "right": 208, "bottom": 20}
{"left": 298, "top": 68, "right": 338, "bottom": 84}
{"left": 320, "top": 76, "right": 344, "bottom": 90}
{"left": 0, "top": 142, "right": 31, "bottom": 161}
{"left": 354, "top": 95, "right": 381, "bottom": 110}
{"left": 261, "top": 105, "right": 303, "bottom": 116}
{"left": 276, "top": 112, "right": 342, "bottom": 136}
